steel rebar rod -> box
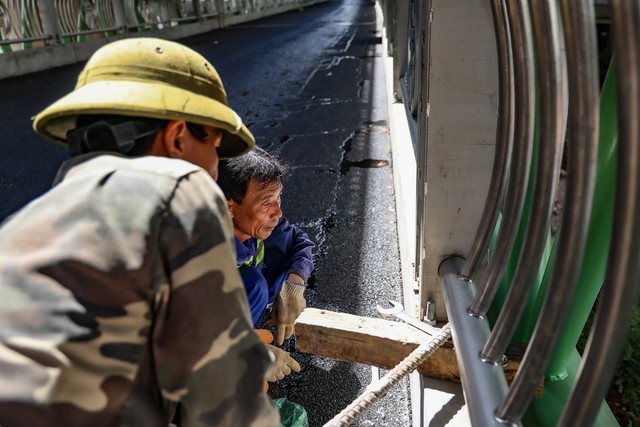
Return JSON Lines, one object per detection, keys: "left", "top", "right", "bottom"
{"left": 460, "top": 0, "right": 515, "bottom": 282}
{"left": 324, "top": 325, "right": 452, "bottom": 427}
{"left": 557, "top": 1, "right": 640, "bottom": 425}
{"left": 495, "top": 0, "right": 599, "bottom": 421}
{"left": 481, "top": 0, "right": 566, "bottom": 364}
{"left": 468, "top": 0, "right": 535, "bottom": 317}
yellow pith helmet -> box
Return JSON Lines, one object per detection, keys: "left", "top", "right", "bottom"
{"left": 33, "top": 37, "right": 254, "bottom": 158}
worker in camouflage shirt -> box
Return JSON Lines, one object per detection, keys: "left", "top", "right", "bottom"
{"left": 0, "top": 38, "right": 279, "bottom": 427}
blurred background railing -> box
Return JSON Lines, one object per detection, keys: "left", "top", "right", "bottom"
{"left": 0, "top": 0, "right": 324, "bottom": 78}
{"left": 0, "top": 0, "right": 313, "bottom": 51}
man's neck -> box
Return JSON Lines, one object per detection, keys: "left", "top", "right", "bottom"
{"left": 234, "top": 229, "right": 251, "bottom": 243}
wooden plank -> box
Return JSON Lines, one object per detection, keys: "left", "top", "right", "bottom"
{"left": 294, "top": 308, "right": 536, "bottom": 394}
{"left": 295, "top": 308, "right": 460, "bottom": 381}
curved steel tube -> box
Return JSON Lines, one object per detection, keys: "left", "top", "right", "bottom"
{"left": 460, "top": 0, "right": 515, "bottom": 281}
{"left": 480, "top": 0, "right": 566, "bottom": 363}
{"left": 496, "top": 0, "right": 599, "bottom": 422}
{"left": 468, "top": 0, "right": 535, "bottom": 317}
{"left": 557, "top": 1, "right": 640, "bottom": 425}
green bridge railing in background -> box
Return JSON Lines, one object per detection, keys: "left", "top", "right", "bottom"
{"left": 0, "top": 0, "right": 309, "bottom": 53}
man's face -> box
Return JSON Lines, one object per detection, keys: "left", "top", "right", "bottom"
{"left": 229, "top": 178, "right": 283, "bottom": 242}
{"left": 181, "top": 125, "right": 223, "bottom": 180}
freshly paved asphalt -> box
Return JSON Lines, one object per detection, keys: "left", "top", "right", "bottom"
{"left": 0, "top": 1, "right": 411, "bottom": 425}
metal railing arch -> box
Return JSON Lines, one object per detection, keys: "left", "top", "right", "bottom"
{"left": 379, "top": 0, "right": 636, "bottom": 425}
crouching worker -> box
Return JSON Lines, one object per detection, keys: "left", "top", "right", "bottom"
{"left": 217, "top": 147, "right": 315, "bottom": 381}
{"left": 0, "top": 38, "right": 279, "bottom": 427}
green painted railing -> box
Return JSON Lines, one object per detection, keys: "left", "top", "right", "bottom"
{"left": 0, "top": 0, "right": 310, "bottom": 52}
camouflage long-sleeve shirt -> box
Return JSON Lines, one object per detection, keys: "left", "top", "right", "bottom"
{"left": 0, "top": 154, "right": 279, "bottom": 427}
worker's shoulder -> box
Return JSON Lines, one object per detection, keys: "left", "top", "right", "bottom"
{"left": 111, "top": 155, "right": 205, "bottom": 179}
{"left": 65, "top": 155, "right": 221, "bottom": 205}
{"left": 61, "top": 155, "right": 220, "bottom": 209}
{"left": 75, "top": 154, "right": 215, "bottom": 187}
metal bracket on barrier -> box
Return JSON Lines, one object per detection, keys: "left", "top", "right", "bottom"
{"left": 439, "top": 256, "right": 520, "bottom": 427}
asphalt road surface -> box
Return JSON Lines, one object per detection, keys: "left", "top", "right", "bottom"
{"left": 0, "top": 1, "right": 411, "bottom": 425}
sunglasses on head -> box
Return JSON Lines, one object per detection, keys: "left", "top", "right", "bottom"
{"left": 186, "top": 123, "right": 209, "bottom": 141}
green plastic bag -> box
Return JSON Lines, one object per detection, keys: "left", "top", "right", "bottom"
{"left": 273, "top": 397, "right": 309, "bottom": 427}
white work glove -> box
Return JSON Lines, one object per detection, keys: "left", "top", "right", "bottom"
{"left": 269, "top": 277, "right": 307, "bottom": 345}
{"left": 265, "top": 344, "right": 302, "bottom": 382}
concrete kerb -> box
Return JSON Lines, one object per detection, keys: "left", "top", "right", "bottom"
{"left": 376, "top": 3, "right": 422, "bottom": 426}
{"left": 376, "top": 1, "right": 472, "bottom": 426}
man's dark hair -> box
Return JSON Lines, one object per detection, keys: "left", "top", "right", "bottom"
{"left": 217, "top": 146, "right": 288, "bottom": 204}
{"left": 69, "top": 114, "right": 168, "bottom": 157}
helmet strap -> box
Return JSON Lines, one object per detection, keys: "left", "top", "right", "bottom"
{"left": 67, "top": 120, "right": 165, "bottom": 156}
